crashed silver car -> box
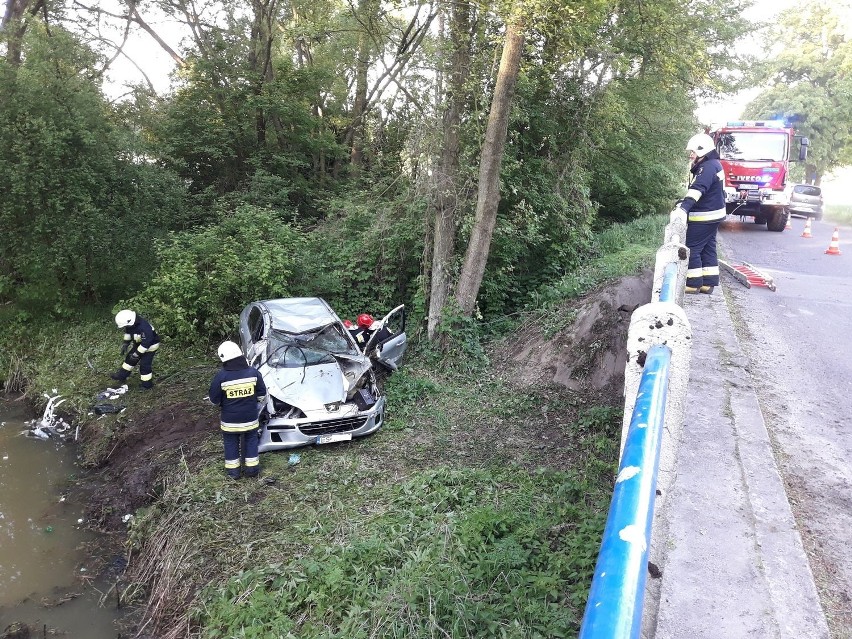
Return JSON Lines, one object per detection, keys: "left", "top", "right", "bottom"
{"left": 238, "top": 297, "right": 406, "bottom": 451}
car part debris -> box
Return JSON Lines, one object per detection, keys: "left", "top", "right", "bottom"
{"left": 93, "top": 403, "right": 126, "bottom": 415}
{"left": 21, "top": 393, "right": 73, "bottom": 440}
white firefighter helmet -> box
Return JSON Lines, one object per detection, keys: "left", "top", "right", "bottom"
{"left": 115, "top": 309, "right": 136, "bottom": 328}
{"left": 217, "top": 340, "right": 243, "bottom": 363}
{"left": 685, "top": 133, "right": 716, "bottom": 158}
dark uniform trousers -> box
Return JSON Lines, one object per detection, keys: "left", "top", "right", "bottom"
{"left": 223, "top": 429, "right": 260, "bottom": 479}
{"left": 685, "top": 221, "right": 722, "bottom": 288}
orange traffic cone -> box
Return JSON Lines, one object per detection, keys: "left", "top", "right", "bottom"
{"left": 825, "top": 227, "right": 842, "bottom": 255}
{"left": 801, "top": 218, "right": 813, "bottom": 238}
{"left": 785, "top": 216, "right": 792, "bottom": 230}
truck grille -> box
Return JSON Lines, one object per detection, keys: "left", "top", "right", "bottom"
{"left": 298, "top": 416, "right": 369, "bottom": 436}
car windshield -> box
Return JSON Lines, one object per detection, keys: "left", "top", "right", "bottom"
{"left": 266, "top": 324, "right": 358, "bottom": 368}
{"left": 717, "top": 132, "right": 787, "bottom": 162}
{"left": 793, "top": 185, "right": 821, "bottom": 196}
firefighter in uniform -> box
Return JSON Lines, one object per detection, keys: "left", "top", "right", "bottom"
{"left": 111, "top": 310, "right": 161, "bottom": 389}
{"left": 672, "top": 133, "right": 726, "bottom": 294}
{"left": 208, "top": 341, "right": 267, "bottom": 480}
{"left": 351, "top": 313, "right": 376, "bottom": 351}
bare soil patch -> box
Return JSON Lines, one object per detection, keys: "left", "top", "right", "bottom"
{"left": 79, "top": 400, "right": 217, "bottom": 530}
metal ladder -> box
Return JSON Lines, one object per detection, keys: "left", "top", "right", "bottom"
{"left": 719, "top": 260, "right": 777, "bottom": 291}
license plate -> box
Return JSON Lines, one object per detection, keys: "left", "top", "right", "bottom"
{"left": 739, "top": 184, "right": 759, "bottom": 190}
{"left": 316, "top": 433, "right": 353, "bottom": 445}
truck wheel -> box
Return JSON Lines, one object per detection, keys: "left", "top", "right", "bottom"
{"left": 766, "top": 209, "right": 787, "bottom": 232}
{"left": 753, "top": 215, "right": 766, "bottom": 225}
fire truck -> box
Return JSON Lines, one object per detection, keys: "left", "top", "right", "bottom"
{"left": 711, "top": 120, "right": 809, "bottom": 232}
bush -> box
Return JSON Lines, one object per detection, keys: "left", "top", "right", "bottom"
{"left": 128, "top": 205, "right": 306, "bottom": 344}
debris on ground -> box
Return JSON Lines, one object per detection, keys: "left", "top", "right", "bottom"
{"left": 92, "top": 403, "right": 127, "bottom": 416}
{"left": 96, "top": 384, "right": 129, "bottom": 400}
{"left": 21, "top": 393, "right": 73, "bottom": 441}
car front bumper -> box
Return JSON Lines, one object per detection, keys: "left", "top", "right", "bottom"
{"left": 258, "top": 396, "right": 386, "bottom": 452}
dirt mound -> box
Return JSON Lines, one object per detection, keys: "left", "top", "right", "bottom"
{"left": 82, "top": 400, "right": 217, "bottom": 529}
{"left": 494, "top": 270, "right": 653, "bottom": 395}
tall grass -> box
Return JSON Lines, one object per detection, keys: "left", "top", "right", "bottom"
{"left": 825, "top": 204, "right": 852, "bottom": 226}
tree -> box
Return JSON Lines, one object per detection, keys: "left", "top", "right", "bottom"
{"left": 0, "top": 24, "right": 187, "bottom": 313}
{"left": 1, "top": 0, "right": 46, "bottom": 64}
{"left": 454, "top": 14, "right": 524, "bottom": 316}
{"left": 744, "top": 0, "right": 852, "bottom": 183}
{"left": 426, "top": 0, "right": 471, "bottom": 340}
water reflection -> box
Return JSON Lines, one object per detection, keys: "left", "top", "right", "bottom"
{"left": 0, "top": 400, "right": 123, "bottom": 636}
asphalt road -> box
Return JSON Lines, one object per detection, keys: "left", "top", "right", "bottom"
{"left": 718, "top": 215, "right": 852, "bottom": 637}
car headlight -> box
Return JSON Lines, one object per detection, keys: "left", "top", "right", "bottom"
{"left": 271, "top": 396, "right": 304, "bottom": 419}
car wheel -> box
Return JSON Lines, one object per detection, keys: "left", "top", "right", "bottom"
{"left": 766, "top": 209, "right": 787, "bottom": 232}
{"left": 814, "top": 212, "right": 824, "bottom": 222}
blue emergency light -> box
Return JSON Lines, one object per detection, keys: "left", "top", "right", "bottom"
{"left": 726, "top": 120, "right": 786, "bottom": 128}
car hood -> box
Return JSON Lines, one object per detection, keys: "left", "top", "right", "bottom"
{"left": 265, "top": 362, "right": 347, "bottom": 409}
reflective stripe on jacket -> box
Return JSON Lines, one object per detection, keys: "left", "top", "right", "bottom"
{"left": 125, "top": 316, "right": 161, "bottom": 354}
{"left": 209, "top": 363, "right": 267, "bottom": 432}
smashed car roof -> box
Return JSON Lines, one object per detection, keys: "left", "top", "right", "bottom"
{"left": 260, "top": 297, "right": 338, "bottom": 334}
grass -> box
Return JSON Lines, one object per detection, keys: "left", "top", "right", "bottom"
{"left": 0, "top": 213, "right": 665, "bottom": 638}
{"left": 825, "top": 203, "right": 852, "bottom": 226}
{"left": 125, "top": 376, "right": 621, "bottom": 639}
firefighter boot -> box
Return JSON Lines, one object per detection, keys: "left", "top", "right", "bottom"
{"left": 685, "top": 286, "right": 701, "bottom": 294}
{"left": 699, "top": 286, "right": 714, "bottom": 294}
{"left": 110, "top": 371, "right": 129, "bottom": 383}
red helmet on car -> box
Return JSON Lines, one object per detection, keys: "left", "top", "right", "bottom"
{"left": 357, "top": 313, "right": 374, "bottom": 329}
{"left": 343, "top": 319, "right": 353, "bottom": 328}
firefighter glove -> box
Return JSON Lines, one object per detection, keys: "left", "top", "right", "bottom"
{"left": 127, "top": 351, "right": 141, "bottom": 366}
{"left": 120, "top": 342, "right": 130, "bottom": 356}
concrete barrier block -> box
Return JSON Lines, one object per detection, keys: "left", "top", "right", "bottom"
{"left": 652, "top": 243, "right": 690, "bottom": 305}
{"left": 621, "top": 302, "right": 692, "bottom": 498}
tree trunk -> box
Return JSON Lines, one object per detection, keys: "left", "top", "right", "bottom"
{"left": 349, "top": 0, "right": 376, "bottom": 173}
{"left": 454, "top": 20, "right": 524, "bottom": 316}
{"left": 2, "top": 0, "right": 44, "bottom": 65}
{"left": 427, "top": 0, "right": 471, "bottom": 340}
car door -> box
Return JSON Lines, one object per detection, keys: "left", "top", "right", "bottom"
{"left": 364, "top": 304, "right": 407, "bottom": 371}
{"left": 240, "top": 303, "right": 271, "bottom": 367}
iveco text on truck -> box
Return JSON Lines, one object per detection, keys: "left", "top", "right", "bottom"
{"left": 711, "top": 120, "right": 809, "bottom": 232}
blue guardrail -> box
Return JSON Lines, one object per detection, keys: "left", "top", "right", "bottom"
{"left": 578, "top": 343, "right": 672, "bottom": 639}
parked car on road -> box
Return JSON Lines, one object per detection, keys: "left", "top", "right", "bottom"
{"left": 238, "top": 297, "right": 406, "bottom": 451}
{"left": 788, "top": 184, "right": 824, "bottom": 220}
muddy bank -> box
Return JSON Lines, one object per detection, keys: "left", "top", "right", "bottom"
{"left": 80, "top": 401, "right": 216, "bottom": 531}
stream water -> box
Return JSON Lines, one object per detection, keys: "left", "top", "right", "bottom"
{"left": 0, "top": 400, "right": 124, "bottom": 636}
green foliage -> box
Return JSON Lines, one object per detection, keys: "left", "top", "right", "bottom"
{"left": 744, "top": 1, "right": 852, "bottom": 182}
{"left": 154, "top": 28, "right": 344, "bottom": 218}
{"left": 588, "top": 80, "right": 698, "bottom": 223}
{"left": 383, "top": 369, "right": 441, "bottom": 408}
{"left": 826, "top": 203, "right": 852, "bottom": 225}
{"left": 300, "top": 190, "right": 427, "bottom": 322}
{"left": 0, "top": 25, "right": 188, "bottom": 315}
{"left": 127, "top": 205, "right": 306, "bottom": 344}
{"left": 193, "top": 466, "right": 606, "bottom": 638}
{"left": 528, "top": 214, "right": 664, "bottom": 310}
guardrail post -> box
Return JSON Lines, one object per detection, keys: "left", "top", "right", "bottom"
{"left": 621, "top": 302, "right": 692, "bottom": 495}
{"left": 653, "top": 209, "right": 689, "bottom": 305}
